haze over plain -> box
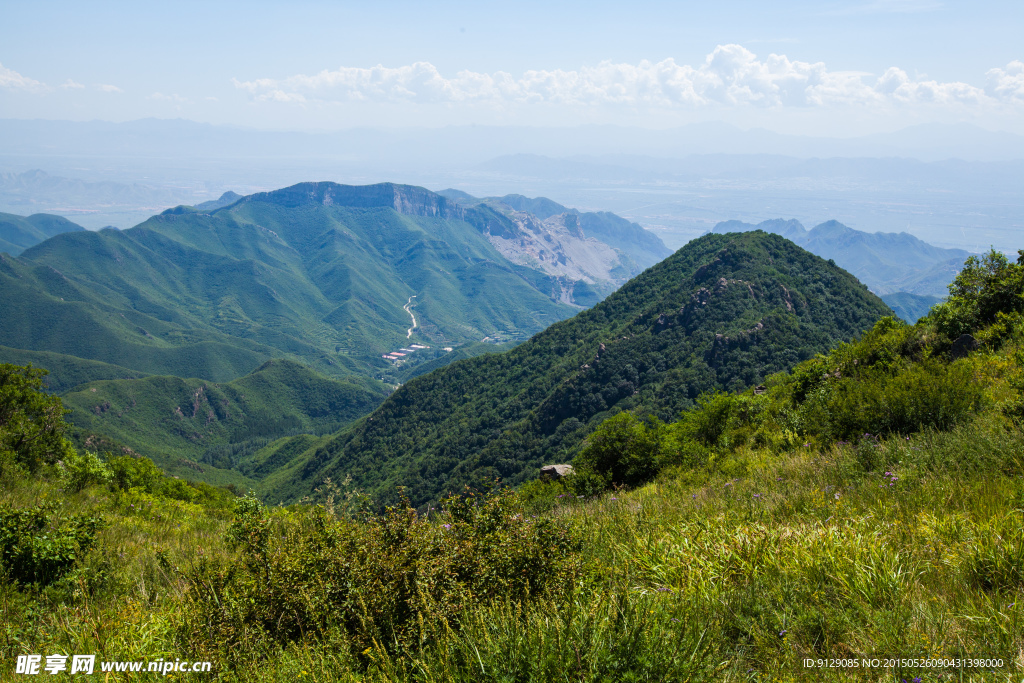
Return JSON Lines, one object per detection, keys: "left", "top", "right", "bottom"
{"left": 1, "top": 0, "right": 1022, "bottom": 250}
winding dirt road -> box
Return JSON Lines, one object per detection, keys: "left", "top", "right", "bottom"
{"left": 404, "top": 295, "right": 417, "bottom": 338}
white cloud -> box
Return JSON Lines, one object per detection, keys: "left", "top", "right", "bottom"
{"left": 96, "top": 84, "right": 123, "bottom": 93}
{"left": 60, "top": 79, "right": 85, "bottom": 89}
{"left": 234, "top": 46, "right": 1022, "bottom": 112}
{"left": 0, "top": 62, "right": 47, "bottom": 92}
{"left": 985, "top": 61, "right": 1024, "bottom": 104}
{"left": 874, "top": 67, "right": 987, "bottom": 104}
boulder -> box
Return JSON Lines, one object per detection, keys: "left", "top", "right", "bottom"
{"left": 540, "top": 464, "right": 574, "bottom": 480}
{"left": 951, "top": 334, "right": 980, "bottom": 359}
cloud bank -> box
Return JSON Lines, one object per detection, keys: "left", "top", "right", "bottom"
{"left": 0, "top": 63, "right": 47, "bottom": 92}
{"left": 234, "top": 45, "right": 1023, "bottom": 112}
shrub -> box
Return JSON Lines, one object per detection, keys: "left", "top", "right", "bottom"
{"left": 572, "top": 412, "right": 664, "bottom": 489}
{"left": 58, "top": 450, "right": 111, "bottom": 493}
{"left": 802, "top": 359, "right": 983, "bottom": 442}
{"left": 106, "top": 453, "right": 163, "bottom": 493}
{"left": 175, "top": 489, "right": 581, "bottom": 668}
{"left": 0, "top": 363, "right": 75, "bottom": 473}
{"left": 932, "top": 249, "right": 1024, "bottom": 340}
{"left": 0, "top": 503, "right": 104, "bottom": 586}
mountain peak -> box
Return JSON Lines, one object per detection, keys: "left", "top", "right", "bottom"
{"left": 247, "top": 182, "right": 464, "bottom": 219}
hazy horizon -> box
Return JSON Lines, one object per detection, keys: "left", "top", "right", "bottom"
{"left": 3, "top": 1, "right": 1022, "bottom": 254}
{"left": 3, "top": 0, "right": 1022, "bottom": 135}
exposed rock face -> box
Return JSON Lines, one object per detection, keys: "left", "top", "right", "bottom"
{"left": 540, "top": 464, "right": 574, "bottom": 480}
{"left": 484, "top": 210, "right": 631, "bottom": 299}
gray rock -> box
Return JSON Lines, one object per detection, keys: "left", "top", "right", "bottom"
{"left": 951, "top": 334, "right": 980, "bottom": 359}
{"left": 540, "top": 464, "right": 574, "bottom": 480}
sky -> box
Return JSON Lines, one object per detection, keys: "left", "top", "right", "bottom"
{"left": 1, "top": 0, "right": 1023, "bottom": 136}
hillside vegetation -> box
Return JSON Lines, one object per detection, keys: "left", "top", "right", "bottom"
{"left": 713, "top": 218, "right": 968, "bottom": 300}
{"left": 61, "top": 359, "right": 386, "bottom": 486}
{"left": 262, "top": 231, "right": 892, "bottom": 507}
{"left": 0, "top": 211, "right": 85, "bottom": 256}
{"left": 0, "top": 182, "right": 581, "bottom": 388}
{"left": 1, "top": 247, "right": 1022, "bottom": 681}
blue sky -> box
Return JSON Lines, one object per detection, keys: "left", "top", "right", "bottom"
{"left": 1, "top": 0, "right": 1022, "bottom": 135}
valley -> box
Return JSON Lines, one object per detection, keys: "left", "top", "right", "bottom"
{"left": 0, "top": 182, "right": 670, "bottom": 484}
{"left": 0, "top": 182, "right": 978, "bottom": 497}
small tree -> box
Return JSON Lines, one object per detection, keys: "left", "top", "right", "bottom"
{"left": 0, "top": 364, "right": 74, "bottom": 473}
{"left": 933, "top": 249, "right": 1024, "bottom": 339}
{"left": 573, "top": 411, "right": 664, "bottom": 490}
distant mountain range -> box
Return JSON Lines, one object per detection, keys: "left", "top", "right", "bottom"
{"left": 251, "top": 231, "right": 893, "bottom": 507}
{"left": 711, "top": 218, "right": 968, "bottom": 309}
{"left": 0, "top": 183, "right": 571, "bottom": 382}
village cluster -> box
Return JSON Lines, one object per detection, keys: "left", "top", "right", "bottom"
{"left": 382, "top": 344, "right": 430, "bottom": 361}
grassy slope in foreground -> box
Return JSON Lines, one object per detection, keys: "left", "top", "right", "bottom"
{"left": 6, "top": 257, "right": 1022, "bottom": 680}
{"left": 261, "top": 231, "right": 893, "bottom": 506}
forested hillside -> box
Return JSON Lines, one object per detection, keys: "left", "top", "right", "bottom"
{"left": 62, "top": 359, "right": 386, "bottom": 485}
{"left": 0, "top": 211, "right": 85, "bottom": 256}
{"left": 0, "top": 182, "right": 579, "bottom": 387}
{"left": 713, "top": 217, "right": 968, "bottom": 298}
{"left": 260, "top": 231, "right": 892, "bottom": 506}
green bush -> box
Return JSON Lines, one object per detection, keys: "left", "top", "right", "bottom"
{"left": 805, "top": 359, "right": 983, "bottom": 441}
{"left": 106, "top": 453, "right": 163, "bottom": 493}
{"left": 572, "top": 412, "right": 665, "bottom": 490}
{"left": 660, "top": 391, "right": 742, "bottom": 468}
{"left": 0, "top": 503, "right": 103, "bottom": 586}
{"left": 58, "top": 450, "right": 111, "bottom": 493}
{"left": 0, "top": 363, "right": 75, "bottom": 473}
{"left": 176, "top": 489, "right": 581, "bottom": 669}
{"left": 932, "top": 249, "right": 1024, "bottom": 340}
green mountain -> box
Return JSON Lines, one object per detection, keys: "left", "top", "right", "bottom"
{"left": 61, "top": 359, "right": 385, "bottom": 486}
{"left": 256, "top": 231, "right": 892, "bottom": 506}
{"left": 712, "top": 218, "right": 968, "bottom": 297}
{"left": 0, "top": 345, "right": 149, "bottom": 393}
{"left": 0, "top": 182, "right": 584, "bottom": 388}
{"left": 194, "top": 191, "right": 242, "bottom": 211}
{"left": 880, "top": 291, "right": 944, "bottom": 323}
{"left": 0, "top": 211, "right": 85, "bottom": 256}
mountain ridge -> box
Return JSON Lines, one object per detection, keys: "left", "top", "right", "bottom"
{"left": 712, "top": 218, "right": 968, "bottom": 297}
{"left": 253, "top": 230, "right": 893, "bottom": 507}
{"left": 0, "top": 211, "right": 86, "bottom": 256}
